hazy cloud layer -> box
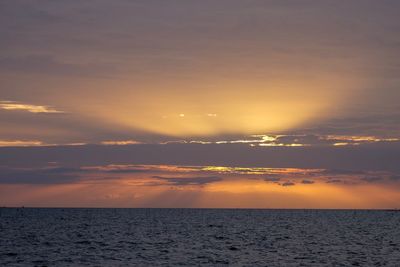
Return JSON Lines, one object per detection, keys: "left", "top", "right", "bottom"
{"left": 1, "top": 142, "right": 399, "bottom": 172}
{"left": 0, "top": 167, "right": 81, "bottom": 184}
{"left": 0, "top": 1, "right": 400, "bottom": 142}
{"left": 152, "top": 176, "right": 222, "bottom": 186}
{"left": 0, "top": 55, "right": 115, "bottom": 77}
{"left": 0, "top": 161, "right": 399, "bottom": 188}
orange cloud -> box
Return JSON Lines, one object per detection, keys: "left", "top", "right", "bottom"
{"left": 0, "top": 101, "right": 64, "bottom": 114}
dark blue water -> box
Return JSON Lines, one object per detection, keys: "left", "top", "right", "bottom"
{"left": 1, "top": 208, "right": 400, "bottom": 266}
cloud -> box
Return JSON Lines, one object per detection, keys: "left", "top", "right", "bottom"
{"left": 101, "top": 168, "right": 149, "bottom": 174}
{"left": 0, "top": 167, "right": 81, "bottom": 184}
{"left": 0, "top": 1, "right": 399, "bottom": 144}
{"left": 0, "top": 101, "right": 64, "bottom": 114}
{"left": 299, "top": 113, "right": 400, "bottom": 138}
{"left": 264, "top": 177, "right": 280, "bottom": 182}
{"left": 361, "top": 176, "right": 383, "bottom": 183}
{"left": 326, "top": 179, "right": 343, "bottom": 184}
{"left": 1, "top": 132, "right": 398, "bottom": 149}
{"left": 281, "top": 181, "right": 295, "bottom": 187}
{"left": 390, "top": 175, "right": 400, "bottom": 181}
{"left": 184, "top": 134, "right": 400, "bottom": 148}
{"left": 320, "top": 169, "right": 366, "bottom": 175}
{"left": 0, "top": 163, "right": 399, "bottom": 188}
{"left": 0, "top": 55, "right": 115, "bottom": 77}
{"left": 0, "top": 140, "right": 44, "bottom": 147}
{"left": 271, "top": 134, "right": 400, "bottom": 147}
{"left": 1, "top": 142, "right": 400, "bottom": 173}
{"left": 0, "top": 140, "right": 87, "bottom": 147}
{"left": 152, "top": 175, "right": 222, "bottom": 186}
{"left": 101, "top": 140, "right": 142, "bottom": 145}
{"left": 83, "top": 164, "right": 199, "bottom": 174}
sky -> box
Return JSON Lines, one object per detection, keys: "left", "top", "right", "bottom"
{"left": 1, "top": 0, "right": 400, "bottom": 208}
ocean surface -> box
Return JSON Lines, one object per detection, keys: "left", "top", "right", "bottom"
{"left": 1, "top": 208, "right": 400, "bottom": 266}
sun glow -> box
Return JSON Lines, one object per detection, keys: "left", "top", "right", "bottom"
{"left": 71, "top": 76, "right": 359, "bottom": 137}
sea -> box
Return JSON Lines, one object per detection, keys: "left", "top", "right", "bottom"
{"left": 1, "top": 208, "right": 399, "bottom": 266}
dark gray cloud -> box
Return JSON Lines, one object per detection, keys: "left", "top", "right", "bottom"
{"left": 0, "top": 167, "right": 81, "bottom": 184}
{"left": 1, "top": 1, "right": 399, "bottom": 82}
{"left": 361, "top": 176, "right": 383, "bottom": 183}
{"left": 101, "top": 168, "right": 150, "bottom": 174}
{"left": 0, "top": 164, "right": 223, "bottom": 186}
{"left": 281, "top": 181, "right": 295, "bottom": 187}
{"left": 1, "top": 142, "right": 400, "bottom": 173}
{"left": 320, "top": 169, "right": 367, "bottom": 175}
{"left": 326, "top": 179, "right": 343, "bottom": 184}
{"left": 264, "top": 177, "right": 281, "bottom": 182}
{"left": 1, "top": 160, "right": 399, "bottom": 187}
{"left": 152, "top": 176, "right": 222, "bottom": 186}
{"left": 0, "top": 55, "right": 115, "bottom": 77}
{"left": 299, "top": 113, "right": 400, "bottom": 137}
{"left": 389, "top": 175, "right": 400, "bottom": 181}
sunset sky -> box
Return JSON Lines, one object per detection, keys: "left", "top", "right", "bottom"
{"left": 1, "top": 1, "right": 400, "bottom": 208}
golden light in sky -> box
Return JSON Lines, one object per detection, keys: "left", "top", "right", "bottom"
{"left": 0, "top": 0, "right": 400, "bottom": 210}
{"left": 65, "top": 74, "right": 363, "bottom": 137}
